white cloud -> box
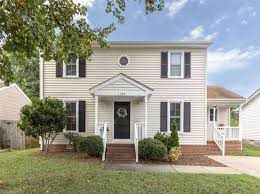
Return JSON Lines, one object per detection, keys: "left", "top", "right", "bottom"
{"left": 167, "top": 0, "right": 189, "bottom": 17}
{"left": 184, "top": 25, "right": 218, "bottom": 41}
{"left": 189, "top": 25, "right": 204, "bottom": 39}
{"left": 73, "top": 0, "right": 94, "bottom": 7}
{"left": 208, "top": 48, "right": 260, "bottom": 74}
{"left": 241, "top": 20, "right": 248, "bottom": 25}
{"left": 237, "top": 6, "right": 256, "bottom": 17}
{"left": 205, "top": 32, "right": 218, "bottom": 41}
{"left": 210, "top": 15, "right": 228, "bottom": 28}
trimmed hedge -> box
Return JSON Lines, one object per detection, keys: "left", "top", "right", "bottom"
{"left": 138, "top": 138, "right": 167, "bottom": 160}
{"left": 78, "top": 136, "right": 103, "bottom": 157}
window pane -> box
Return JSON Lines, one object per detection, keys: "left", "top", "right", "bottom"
{"left": 170, "top": 103, "right": 181, "bottom": 117}
{"left": 170, "top": 118, "right": 180, "bottom": 131}
{"left": 66, "top": 102, "right": 77, "bottom": 131}
{"left": 170, "top": 53, "right": 181, "bottom": 65}
{"left": 170, "top": 65, "right": 181, "bottom": 76}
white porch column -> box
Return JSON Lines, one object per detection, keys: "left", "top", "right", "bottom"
{"left": 144, "top": 95, "right": 148, "bottom": 138}
{"left": 95, "top": 95, "right": 99, "bottom": 135}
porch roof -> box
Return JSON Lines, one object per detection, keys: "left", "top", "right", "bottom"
{"left": 89, "top": 73, "right": 154, "bottom": 97}
{"left": 207, "top": 86, "right": 245, "bottom": 106}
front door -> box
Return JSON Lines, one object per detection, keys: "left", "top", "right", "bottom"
{"left": 114, "top": 102, "right": 130, "bottom": 139}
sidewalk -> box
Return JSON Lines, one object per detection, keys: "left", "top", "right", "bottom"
{"left": 105, "top": 163, "right": 241, "bottom": 175}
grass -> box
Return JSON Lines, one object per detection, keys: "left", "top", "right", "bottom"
{"left": 0, "top": 149, "right": 260, "bottom": 193}
{"left": 228, "top": 144, "right": 260, "bottom": 157}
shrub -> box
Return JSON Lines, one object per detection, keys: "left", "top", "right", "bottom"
{"left": 78, "top": 136, "right": 103, "bottom": 157}
{"left": 154, "top": 121, "right": 179, "bottom": 153}
{"left": 167, "top": 147, "right": 182, "bottom": 162}
{"left": 64, "top": 132, "right": 80, "bottom": 152}
{"left": 167, "top": 121, "right": 179, "bottom": 148}
{"left": 138, "top": 138, "right": 167, "bottom": 160}
{"left": 18, "top": 97, "right": 67, "bottom": 152}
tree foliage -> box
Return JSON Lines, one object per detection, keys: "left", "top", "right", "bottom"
{"left": 18, "top": 97, "right": 67, "bottom": 152}
{"left": 0, "top": 0, "right": 164, "bottom": 82}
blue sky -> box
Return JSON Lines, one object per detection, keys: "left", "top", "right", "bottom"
{"left": 79, "top": 0, "right": 259, "bottom": 97}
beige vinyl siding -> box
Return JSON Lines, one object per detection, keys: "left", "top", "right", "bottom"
{"left": 207, "top": 106, "right": 230, "bottom": 140}
{"left": 240, "top": 95, "right": 260, "bottom": 140}
{"left": 43, "top": 48, "right": 207, "bottom": 145}
{"left": 0, "top": 86, "right": 30, "bottom": 121}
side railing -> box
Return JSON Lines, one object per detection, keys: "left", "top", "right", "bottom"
{"left": 98, "top": 122, "right": 108, "bottom": 161}
{"left": 134, "top": 122, "right": 145, "bottom": 163}
{"left": 217, "top": 126, "right": 240, "bottom": 141}
{"left": 213, "top": 125, "right": 225, "bottom": 156}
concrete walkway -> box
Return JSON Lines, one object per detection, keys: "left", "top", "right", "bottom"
{"left": 209, "top": 156, "right": 260, "bottom": 178}
{"left": 105, "top": 163, "right": 241, "bottom": 175}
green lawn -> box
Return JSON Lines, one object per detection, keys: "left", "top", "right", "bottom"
{"left": 228, "top": 144, "right": 260, "bottom": 157}
{"left": 0, "top": 149, "right": 260, "bottom": 193}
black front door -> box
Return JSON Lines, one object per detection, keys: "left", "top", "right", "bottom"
{"left": 114, "top": 102, "right": 130, "bottom": 139}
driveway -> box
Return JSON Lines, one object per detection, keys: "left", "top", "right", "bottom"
{"left": 209, "top": 156, "right": 260, "bottom": 178}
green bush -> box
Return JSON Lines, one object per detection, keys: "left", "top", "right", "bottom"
{"left": 154, "top": 121, "right": 179, "bottom": 153}
{"left": 167, "top": 147, "right": 182, "bottom": 162}
{"left": 138, "top": 138, "right": 167, "bottom": 160}
{"left": 78, "top": 136, "right": 103, "bottom": 157}
{"left": 64, "top": 132, "right": 80, "bottom": 152}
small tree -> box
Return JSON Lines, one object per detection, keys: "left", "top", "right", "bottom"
{"left": 167, "top": 121, "right": 179, "bottom": 148}
{"left": 18, "top": 97, "right": 67, "bottom": 152}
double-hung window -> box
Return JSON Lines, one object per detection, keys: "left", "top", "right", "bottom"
{"left": 65, "top": 101, "right": 78, "bottom": 131}
{"left": 209, "top": 108, "right": 218, "bottom": 122}
{"left": 168, "top": 51, "right": 184, "bottom": 78}
{"left": 64, "top": 54, "right": 79, "bottom": 77}
{"left": 169, "top": 102, "right": 183, "bottom": 132}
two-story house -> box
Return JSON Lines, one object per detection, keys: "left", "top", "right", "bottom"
{"left": 40, "top": 41, "right": 244, "bottom": 162}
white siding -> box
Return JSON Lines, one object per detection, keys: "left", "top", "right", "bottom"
{"left": 43, "top": 47, "right": 207, "bottom": 145}
{"left": 207, "top": 106, "right": 230, "bottom": 140}
{"left": 241, "top": 95, "right": 260, "bottom": 140}
{"left": 0, "top": 86, "right": 30, "bottom": 121}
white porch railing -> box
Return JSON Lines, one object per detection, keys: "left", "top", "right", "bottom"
{"left": 213, "top": 126, "right": 225, "bottom": 156}
{"left": 217, "top": 126, "right": 240, "bottom": 141}
{"left": 98, "top": 122, "right": 108, "bottom": 161}
{"left": 134, "top": 122, "right": 145, "bottom": 163}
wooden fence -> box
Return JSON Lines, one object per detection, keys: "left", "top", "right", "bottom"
{"left": 0, "top": 120, "right": 39, "bottom": 149}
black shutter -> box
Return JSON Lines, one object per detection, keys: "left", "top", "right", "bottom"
{"left": 183, "top": 102, "right": 191, "bottom": 132}
{"left": 184, "top": 52, "right": 191, "bottom": 78}
{"left": 56, "top": 60, "right": 63, "bottom": 77}
{"left": 161, "top": 52, "right": 168, "bottom": 78}
{"left": 78, "top": 101, "right": 86, "bottom": 132}
{"left": 160, "top": 102, "right": 168, "bottom": 132}
{"left": 79, "top": 57, "right": 86, "bottom": 77}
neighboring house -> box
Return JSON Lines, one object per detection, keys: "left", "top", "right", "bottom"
{"left": 0, "top": 84, "right": 38, "bottom": 149}
{"left": 40, "top": 41, "right": 245, "bottom": 160}
{"left": 240, "top": 89, "right": 260, "bottom": 144}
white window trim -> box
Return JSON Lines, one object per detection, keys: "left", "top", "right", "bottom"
{"left": 63, "top": 100, "right": 79, "bottom": 133}
{"left": 118, "top": 55, "right": 130, "bottom": 68}
{"left": 167, "top": 100, "right": 184, "bottom": 133}
{"left": 209, "top": 108, "right": 218, "bottom": 122}
{"left": 168, "top": 51, "right": 184, "bottom": 78}
{"left": 63, "top": 57, "right": 79, "bottom": 78}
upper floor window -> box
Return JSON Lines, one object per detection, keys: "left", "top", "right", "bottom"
{"left": 168, "top": 51, "right": 184, "bottom": 78}
{"left": 64, "top": 54, "right": 79, "bottom": 77}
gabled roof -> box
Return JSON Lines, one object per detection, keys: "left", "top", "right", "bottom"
{"left": 0, "top": 84, "right": 31, "bottom": 103}
{"left": 207, "top": 85, "right": 244, "bottom": 99}
{"left": 90, "top": 73, "right": 154, "bottom": 97}
{"left": 240, "top": 88, "right": 260, "bottom": 108}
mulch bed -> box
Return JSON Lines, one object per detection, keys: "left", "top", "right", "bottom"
{"left": 140, "top": 154, "right": 226, "bottom": 167}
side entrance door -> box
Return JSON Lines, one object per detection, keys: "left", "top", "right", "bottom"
{"left": 114, "top": 102, "right": 130, "bottom": 139}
